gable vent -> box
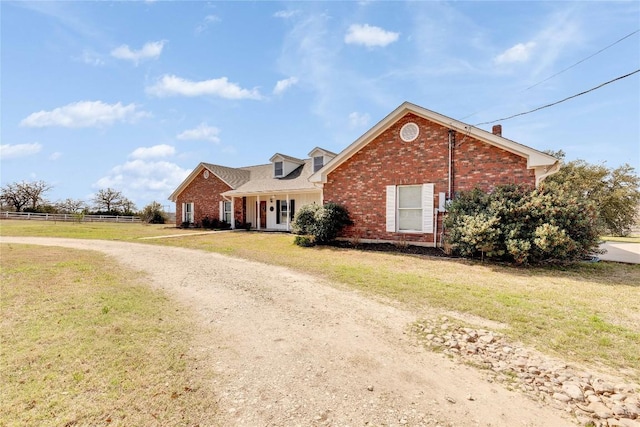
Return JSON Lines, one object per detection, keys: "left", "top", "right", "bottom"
{"left": 400, "top": 122, "right": 419, "bottom": 142}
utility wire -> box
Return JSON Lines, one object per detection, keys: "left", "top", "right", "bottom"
{"left": 460, "top": 29, "right": 640, "bottom": 121}
{"left": 526, "top": 29, "right": 639, "bottom": 90}
{"left": 474, "top": 69, "right": 640, "bottom": 126}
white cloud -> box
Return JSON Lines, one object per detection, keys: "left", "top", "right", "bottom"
{"left": 79, "top": 49, "right": 104, "bottom": 66}
{"left": 274, "top": 10, "right": 299, "bottom": 19}
{"left": 111, "top": 40, "right": 165, "bottom": 65}
{"left": 20, "top": 101, "right": 150, "bottom": 128}
{"left": 49, "top": 152, "right": 62, "bottom": 161}
{"left": 177, "top": 123, "right": 221, "bottom": 143}
{"left": 0, "top": 143, "right": 42, "bottom": 160}
{"left": 348, "top": 112, "right": 370, "bottom": 129}
{"left": 494, "top": 41, "right": 537, "bottom": 64}
{"left": 130, "top": 144, "right": 176, "bottom": 160}
{"left": 273, "top": 77, "right": 299, "bottom": 95}
{"left": 344, "top": 24, "right": 399, "bottom": 48}
{"left": 146, "top": 74, "right": 262, "bottom": 100}
{"left": 196, "top": 15, "right": 221, "bottom": 33}
{"left": 94, "top": 159, "right": 191, "bottom": 204}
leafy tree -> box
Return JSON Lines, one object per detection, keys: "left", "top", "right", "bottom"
{"left": 0, "top": 180, "right": 52, "bottom": 212}
{"left": 140, "top": 201, "right": 168, "bottom": 224}
{"left": 292, "top": 202, "right": 352, "bottom": 245}
{"left": 542, "top": 156, "right": 640, "bottom": 236}
{"left": 444, "top": 184, "right": 601, "bottom": 264}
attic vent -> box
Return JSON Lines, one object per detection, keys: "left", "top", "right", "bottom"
{"left": 400, "top": 122, "right": 419, "bottom": 142}
{"left": 203, "top": 170, "right": 209, "bottom": 179}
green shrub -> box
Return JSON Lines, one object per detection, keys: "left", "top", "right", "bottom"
{"left": 292, "top": 202, "right": 352, "bottom": 245}
{"left": 293, "top": 235, "right": 315, "bottom": 247}
{"left": 140, "top": 202, "right": 168, "bottom": 224}
{"left": 444, "top": 184, "right": 601, "bottom": 264}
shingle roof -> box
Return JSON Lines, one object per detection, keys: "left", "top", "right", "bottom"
{"left": 222, "top": 160, "right": 318, "bottom": 196}
{"left": 202, "top": 163, "right": 251, "bottom": 189}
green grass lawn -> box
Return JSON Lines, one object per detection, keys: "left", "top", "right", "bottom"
{"left": 0, "top": 244, "right": 218, "bottom": 427}
{"left": 2, "top": 220, "right": 639, "bottom": 382}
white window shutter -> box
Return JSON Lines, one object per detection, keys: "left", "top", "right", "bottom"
{"left": 422, "top": 183, "right": 434, "bottom": 233}
{"left": 182, "top": 203, "right": 186, "bottom": 222}
{"left": 386, "top": 185, "right": 396, "bottom": 232}
{"left": 219, "top": 201, "right": 224, "bottom": 221}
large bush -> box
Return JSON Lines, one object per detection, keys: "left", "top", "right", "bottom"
{"left": 542, "top": 153, "right": 640, "bottom": 236}
{"left": 444, "top": 184, "right": 601, "bottom": 264}
{"left": 292, "top": 202, "right": 352, "bottom": 245}
{"left": 139, "top": 201, "right": 168, "bottom": 224}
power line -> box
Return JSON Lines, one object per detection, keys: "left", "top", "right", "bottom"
{"left": 474, "top": 69, "right": 640, "bottom": 126}
{"left": 526, "top": 29, "right": 639, "bottom": 90}
{"left": 460, "top": 29, "right": 640, "bottom": 121}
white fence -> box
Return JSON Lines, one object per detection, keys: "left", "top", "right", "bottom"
{"left": 1, "top": 211, "right": 142, "bottom": 223}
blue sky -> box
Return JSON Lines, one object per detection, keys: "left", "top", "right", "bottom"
{"left": 1, "top": 1, "right": 639, "bottom": 211}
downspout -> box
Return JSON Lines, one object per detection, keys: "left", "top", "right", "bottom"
{"left": 432, "top": 208, "right": 438, "bottom": 248}
{"left": 447, "top": 129, "right": 455, "bottom": 200}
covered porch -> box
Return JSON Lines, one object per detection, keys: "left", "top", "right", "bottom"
{"left": 226, "top": 191, "right": 322, "bottom": 232}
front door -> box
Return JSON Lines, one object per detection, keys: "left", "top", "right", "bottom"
{"left": 259, "top": 201, "right": 267, "bottom": 229}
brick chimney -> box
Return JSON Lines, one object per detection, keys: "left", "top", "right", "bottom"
{"left": 492, "top": 124, "right": 502, "bottom": 137}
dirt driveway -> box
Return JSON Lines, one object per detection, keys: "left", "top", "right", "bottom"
{"left": 1, "top": 237, "right": 573, "bottom": 426}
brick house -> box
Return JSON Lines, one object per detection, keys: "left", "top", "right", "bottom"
{"left": 169, "top": 102, "right": 560, "bottom": 246}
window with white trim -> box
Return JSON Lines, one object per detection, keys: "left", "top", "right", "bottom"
{"left": 182, "top": 202, "right": 194, "bottom": 223}
{"left": 276, "top": 199, "right": 296, "bottom": 225}
{"left": 386, "top": 184, "right": 434, "bottom": 233}
{"left": 313, "top": 156, "right": 324, "bottom": 172}
{"left": 223, "top": 201, "right": 232, "bottom": 223}
{"left": 274, "top": 161, "right": 283, "bottom": 177}
{"left": 397, "top": 185, "right": 422, "bottom": 231}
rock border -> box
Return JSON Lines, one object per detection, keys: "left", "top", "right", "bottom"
{"left": 413, "top": 317, "right": 640, "bottom": 427}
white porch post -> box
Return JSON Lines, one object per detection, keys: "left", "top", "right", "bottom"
{"left": 257, "top": 195, "right": 261, "bottom": 230}
{"left": 286, "top": 194, "right": 290, "bottom": 231}
{"left": 231, "top": 197, "right": 236, "bottom": 229}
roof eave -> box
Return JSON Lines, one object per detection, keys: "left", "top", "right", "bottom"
{"left": 310, "top": 101, "right": 559, "bottom": 183}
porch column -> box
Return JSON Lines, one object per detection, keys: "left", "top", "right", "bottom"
{"left": 231, "top": 197, "right": 236, "bottom": 229}
{"left": 286, "top": 194, "right": 290, "bottom": 231}
{"left": 257, "top": 195, "right": 261, "bottom": 230}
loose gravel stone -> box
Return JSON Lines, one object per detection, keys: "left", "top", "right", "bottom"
{"left": 413, "top": 317, "right": 640, "bottom": 425}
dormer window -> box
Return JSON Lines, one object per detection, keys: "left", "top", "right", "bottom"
{"left": 274, "top": 161, "right": 283, "bottom": 177}
{"left": 313, "top": 156, "right": 324, "bottom": 172}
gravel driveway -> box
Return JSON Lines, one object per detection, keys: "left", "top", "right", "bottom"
{"left": 1, "top": 237, "right": 574, "bottom": 426}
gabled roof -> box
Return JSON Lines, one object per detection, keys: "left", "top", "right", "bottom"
{"left": 269, "top": 153, "right": 305, "bottom": 164}
{"left": 310, "top": 101, "right": 559, "bottom": 183}
{"left": 222, "top": 160, "right": 319, "bottom": 196}
{"left": 308, "top": 147, "right": 337, "bottom": 157}
{"left": 168, "top": 162, "right": 251, "bottom": 201}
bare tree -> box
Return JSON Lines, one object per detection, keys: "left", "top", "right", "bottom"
{"left": 23, "top": 180, "right": 52, "bottom": 210}
{"left": 56, "top": 198, "right": 87, "bottom": 213}
{"left": 92, "top": 188, "right": 124, "bottom": 212}
{"left": 119, "top": 197, "right": 137, "bottom": 215}
{"left": 1, "top": 180, "right": 52, "bottom": 212}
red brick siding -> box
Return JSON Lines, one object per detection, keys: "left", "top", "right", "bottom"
{"left": 323, "top": 113, "right": 535, "bottom": 243}
{"left": 175, "top": 170, "right": 234, "bottom": 226}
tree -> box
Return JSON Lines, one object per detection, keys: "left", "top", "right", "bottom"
{"left": 119, "top": 197, "right": 137, "bottom": 215}
{"left": 56, "top": 198, "right": 87, "bottom": 213}
{"left": 92, "top": 188, "right": 124, "bottom": 213}
{"left": 542, "top": 157, "right": 640, "bottom": 236}
{"left": 0, "top": 180, "right": 52, "bottom": 212}
{"left": 22, "top": 180, "right": 52, "bottom": 211}
{"left": 139, "top": 201, "right": 167, "bottom": 224}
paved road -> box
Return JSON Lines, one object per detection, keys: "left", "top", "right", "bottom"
{"left": 598, "top": 242, "right": 640, "bottom": 264}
